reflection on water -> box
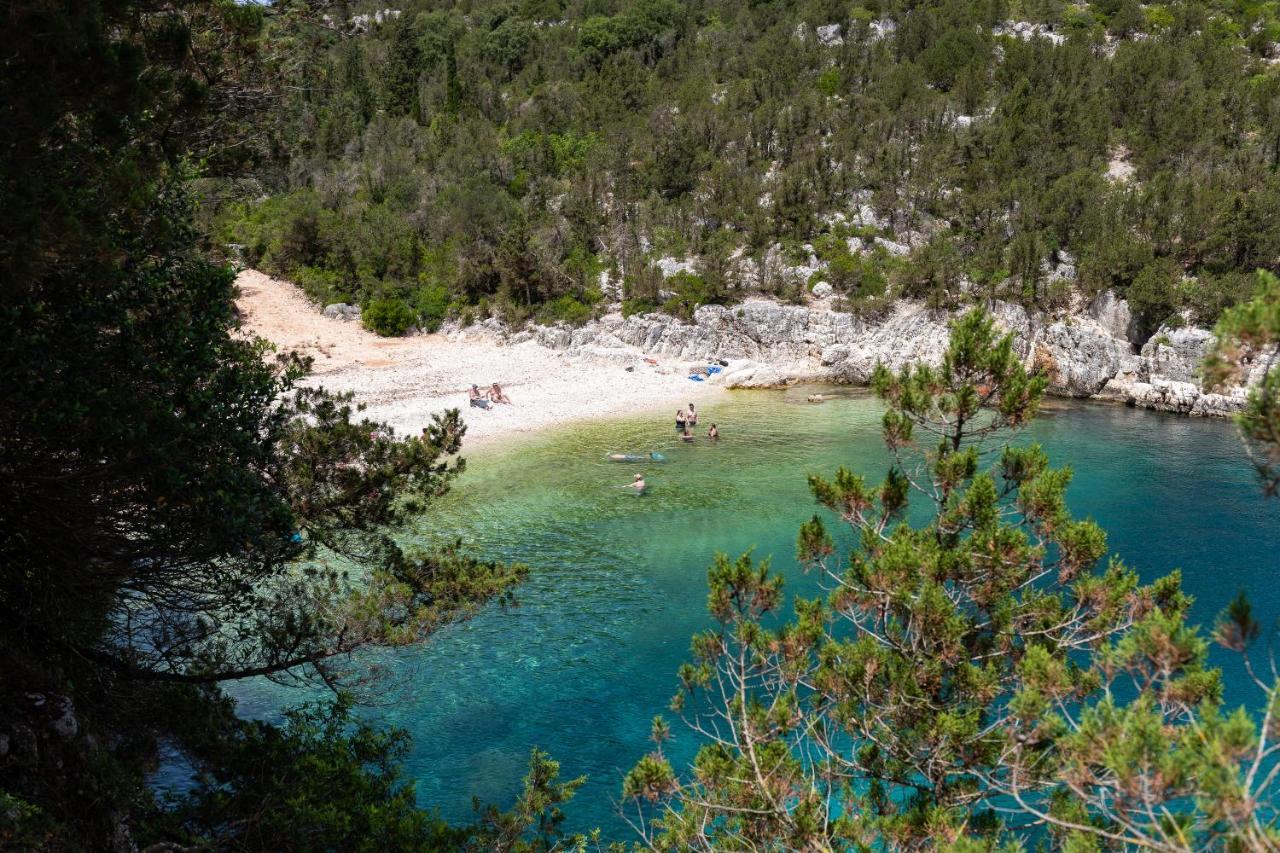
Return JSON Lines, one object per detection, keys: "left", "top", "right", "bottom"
{"left": 229, "top": 389, "right": 1280, "bottom": 839}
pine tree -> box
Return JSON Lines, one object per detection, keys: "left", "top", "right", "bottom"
{"left": 622, "top": 309, "right": 1209, "bottom": 848}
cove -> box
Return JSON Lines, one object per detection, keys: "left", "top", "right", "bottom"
{"left": 230, "top": 387, "right": 1279, "bottom": 840}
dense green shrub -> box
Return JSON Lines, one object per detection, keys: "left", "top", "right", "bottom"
{"left": 622, "top": 297, "right": 658, "bottom": 317}
{"left": 537, "top": 294, "right": 592, "bottom": 326}
{"left": 1126, "top": 257, "right": 1183, "bottom": 339}
{"left": 413, "top": 281, "right": 451, "bottom": 333}
{"left": 362, "top": 297, "right": 416, "bottom": 337}
{"left": 294, "top": 266, "right": 350, "bottom": 305}
{"left": 662, "top": 272, "right": 720, "bottom": 320}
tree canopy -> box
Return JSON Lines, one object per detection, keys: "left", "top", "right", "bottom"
{"left": 214, "top": 0, "right": 1280, "bottom": 332}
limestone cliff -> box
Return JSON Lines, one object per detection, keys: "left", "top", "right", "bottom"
{"left": 450, "top": 292, "right": 1262, "bottom": 417}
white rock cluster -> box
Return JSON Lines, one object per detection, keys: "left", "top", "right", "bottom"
{"left": 322, "top": 303, "right": 362, "bottom": 322}
{"left": 485, "top": 291, "right": 1258, "bottom": 417}
{"left": 816, "top": 24, "right": 844, "bottom": 47}
{"left": 994, "top": 21, "right": 1066, "bottom": 44}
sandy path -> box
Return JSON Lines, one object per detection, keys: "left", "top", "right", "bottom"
{"left": 235, "top": 270, "right": 724, "bottom": 447}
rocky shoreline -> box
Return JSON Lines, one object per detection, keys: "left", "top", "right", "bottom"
{"left": 447, "top": 292, "right": 1264, "bottom": 418}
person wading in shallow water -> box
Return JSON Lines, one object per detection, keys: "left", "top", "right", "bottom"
{"left": 681, "top": 425, "right": 694, "bottom": 442}
{"left": 675, "top": 408, "right": 686, "bottom": 431}
{"left": 627, "top": 473, "right": 646, "bottom": 493}
{"left": 687, "top": 403, "right": 697, "bottom": 426}
{"left": 707, "top": 423, "right": 719, "bottom": 440}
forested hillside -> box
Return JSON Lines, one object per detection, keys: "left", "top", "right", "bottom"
{"left": 221, "top": 0, "right": 1280, "bottom": 337}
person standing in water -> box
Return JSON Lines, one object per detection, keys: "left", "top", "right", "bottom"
{"left": 687, "top": 403, "right": 698, "bottom": 426}
{"left": 707, "top": 423, "right": 719, "bottom": 439}
{"left": 675, "top": 408, "right": 686, "bottom": 431}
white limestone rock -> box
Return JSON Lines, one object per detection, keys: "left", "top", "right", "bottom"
{"left": 322, "top": 303, "right": 361, "bottom": 321}
{"left": 851, "top": 204, "right": 884, "bottom": 230}
{"left": 654, "top": 257, "right": 698, "bottom": 279}
{"left": 1087, "top": 290, "right": 1135, "bottom": 344}
{"left": 1140, "top": 326, "right": 1214, "bottom": 383}
{"left": 816, "top": 24, "right": 844, "bottom": 46}
{"left": 1034, "top": 319, "right": 1130, "bottom": 396}
{"left": 875, "top": 237, "right": 911, "bottom": 256}
{"left": 503, "top": 290, "right": 1249, "bottom": 418}
{"left": 820, "top": 343, "right": 849, "bottom": 365}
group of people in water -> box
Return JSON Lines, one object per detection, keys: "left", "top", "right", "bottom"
{"left": 623, "top": 403, "right": 718, "bottom": 494}
{"left": 674, "top": 403, "right": 718, "bottom": 441}
{"left": 468, "top": 382, "right": 511, "bottom": 410}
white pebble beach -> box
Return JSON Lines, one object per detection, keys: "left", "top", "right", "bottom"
{"left": 235, "top": 270, "right": 725, "bottom": 448}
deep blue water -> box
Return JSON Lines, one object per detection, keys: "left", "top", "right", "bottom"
{"left": 227, "top": 388, "right": 1279, "bottom": 840}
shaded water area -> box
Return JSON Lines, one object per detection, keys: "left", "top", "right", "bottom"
{"left": 232, "top": 388, "right": 1279, "bottom": 839}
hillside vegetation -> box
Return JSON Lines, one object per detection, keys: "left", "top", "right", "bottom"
{"left": 219, "top": 0, "right": 1280, "bottom": 337}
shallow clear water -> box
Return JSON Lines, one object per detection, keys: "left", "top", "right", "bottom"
{"left": 231, "top": 388, "right": 1279, "bottom": 839}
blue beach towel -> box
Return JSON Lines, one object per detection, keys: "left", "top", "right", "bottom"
{"left": 688, "top": 374, "right": 704, "bottom": 382}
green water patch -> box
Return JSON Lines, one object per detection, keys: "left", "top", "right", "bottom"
{"left": 229, "top": 389, "right": 1279, "bottom": 839}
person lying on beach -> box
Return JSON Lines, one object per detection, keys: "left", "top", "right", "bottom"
{"left": 489, "top": 383, "right": 512, "bottom": 404}
{"left": 675, "top": 408, "right": 686, "bottom": 430}
{"left": 681, "top": 425, "right": 694, "bottom": 442}
{"left": 707, "top": 423, "right": 719, "bottom": 439}
{"left": 628, "top": 473, "right": 646, "bottom": 493}
{"left": 468, "top": 384, "right": 491, "bottom": 409}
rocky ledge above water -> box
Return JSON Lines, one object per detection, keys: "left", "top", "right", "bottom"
{"left": 449, "top": 293, "right": 1269, "bottom": 418}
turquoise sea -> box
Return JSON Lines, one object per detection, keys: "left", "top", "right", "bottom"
{"left": 231, "top": 388, "right": 1279, "bottom": 839}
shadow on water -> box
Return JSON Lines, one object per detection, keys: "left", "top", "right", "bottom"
{"left": 225, "top": 389, "right": 1280, "bottom": 839}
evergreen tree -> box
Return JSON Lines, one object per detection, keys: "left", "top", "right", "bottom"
{"left": 622, "top": 309, "right": 1216, "bottom": 847}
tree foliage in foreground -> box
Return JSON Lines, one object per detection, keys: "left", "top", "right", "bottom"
{"left": 624, "top": 308, "right": 1280, "bottom": 849}
{"left": 141, "top": 690, "right": 585, "bottom": 852}
{"left": 0, "top": 3, "right": 578, "bottom": 849}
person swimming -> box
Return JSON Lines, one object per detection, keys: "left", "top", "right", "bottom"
{"left": 707, "top": 423, "right": 719, "bottom": 439}
{"left": 628, "top": 473, "right": 646, "bottom": 493}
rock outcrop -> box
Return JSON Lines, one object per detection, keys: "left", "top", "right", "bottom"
{"left": 450, "top": 291, "right": 1252, "bottom": 417}
{"left": 322, "top": 303, "right": 362, "bottom": 322}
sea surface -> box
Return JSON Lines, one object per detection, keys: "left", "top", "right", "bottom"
{"left": 229, "top": 388, "right": 1279, "bottom": 839}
